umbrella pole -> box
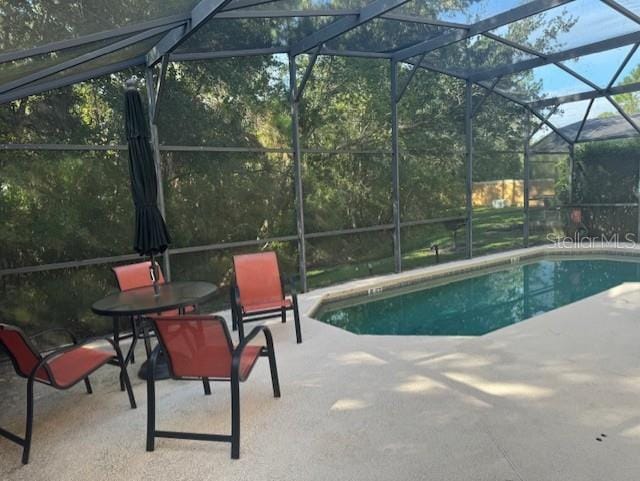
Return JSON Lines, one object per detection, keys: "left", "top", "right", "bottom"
{"left": 150, "top": 253, "right": 160, "bottom": 296}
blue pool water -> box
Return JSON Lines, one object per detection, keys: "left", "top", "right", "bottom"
{"left": 315, "top": 258, "right": 640, "bottom": 336}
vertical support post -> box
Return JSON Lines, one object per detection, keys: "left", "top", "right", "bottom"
{"left": 145, "top": 68, "right": 171, "bottom": 280}
{"left": 289, "top": 54, "right": 307, "bottom": 292}
{"left": 523, "top": 110, "right": 531, "bottom": 248}
{"left": 523, "top": 263, "right": 530, "bottom": 319}
{"left": 568, "top": 144, "right": 574, "bottom": 205}
{"left": 464, "top": 81, "right": 473, "bottom": 258}
{"left": 637, "top": 152, "right": 640, "bottom": 241}
{"left": 390, "top": 60, "right": 402, "bottom": 273}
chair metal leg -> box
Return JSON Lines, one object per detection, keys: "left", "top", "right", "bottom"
{"left": 237, "top": 314, "right": 245, "bottom": 342}
{"left": 84, "top": 377, "right": 93, "bottom": 394}
{"left": 143, "top": 323, "right": 153, "bottom": 360}
{"left": 146, "top": 348, "right": 159, "bottom": 452}
{"left": 262, "top": 329, "right": 281, "bottom": 398}
{"left": 114, "top": 347, "right": 137, "bottom": 410}
{"left": 292, "top": 297, "right": 302, "bottom": 344}
{"left": 146, "top": 378, "right": 155, "bottom": 452}
{"left": 114, "top": 318, "right": 126, "bottom": 392}
{"left": 202, "top": 378, "right": 211, "bottom": 395}
{"left": 122, "top": 368, "right": 136, "bottom": 410}
{"left": 129, "top": 317, "right": 137, "bottom": 365}
{"left": 281, "top": 307, "right": 286, "bottom": 323}
{"left": 230, "top": 287, "right": 238, "bottom": 331}
{"left": 230, "top": 377, "right": 240, "bottom": 459}
{"left": 268, "top": 350, "right": 281, "bottom": 398}
{"left": 22, "top": 378, "right": 35, "bottom": 464}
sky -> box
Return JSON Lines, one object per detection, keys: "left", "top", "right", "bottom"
{"left": 392, "top": 0, "right": 640, "bottom": 127}
{"left": 451, "top": 0, "right": 640, "bottom": 127}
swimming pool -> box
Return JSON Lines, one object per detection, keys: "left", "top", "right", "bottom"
{"left": 314, "top": 257, "right": 640, "bottom": 336}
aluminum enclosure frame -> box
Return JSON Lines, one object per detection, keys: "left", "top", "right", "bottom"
{"left": 4, "top": 0, "right": 640, "bottom": 290}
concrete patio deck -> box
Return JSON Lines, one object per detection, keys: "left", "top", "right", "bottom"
{"left": 2, "top": 270, "right": 640, "bottom": 480}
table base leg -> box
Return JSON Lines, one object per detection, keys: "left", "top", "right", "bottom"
{"left": 138, "top": 345, "right": 171, "bottom": 380}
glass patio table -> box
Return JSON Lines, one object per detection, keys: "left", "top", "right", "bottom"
{"left": 92, "top": 281, "right": 218, "bottom": 379}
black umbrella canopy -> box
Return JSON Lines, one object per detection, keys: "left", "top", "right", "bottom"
{"left": 124, "top": 80, "right": 171, "bottom": 257}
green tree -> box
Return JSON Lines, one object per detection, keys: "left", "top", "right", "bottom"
{"left": 612, "top": 65, "right": 640, "bottom": 114}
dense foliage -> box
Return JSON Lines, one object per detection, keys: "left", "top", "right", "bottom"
{"left": 571, "top": 139, "right": 640, "bottom": 237}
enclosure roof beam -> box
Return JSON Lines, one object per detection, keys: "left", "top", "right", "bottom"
{"left": 220, "top": 0, "right": 280, "bottom": 11}
{"left": 471, "top": 76, "right": 502, "bottom": 118}
{"left": 607, "top": 43, "right": 639, "bottom": 89}
{"left": 0, "top": 15, "right": 187, "bottom": 65}
{"left": 295, "top": 44, "right": 323, "bottom": 102}
{"left": 146, "top": 0, "right": 234, "bottom": 67}
{"left": 601, "top": 0, "right": 640, "bottom": 25}
{"left": 0, "top": 56, "right": 145, "bottom": 105}
{"left": 217, "top": 8, "right": 360, "bottom": 18}
{"left": 606, "top": 95, "right": 640, "bottom": 135}
{"left": 483, "top": 30, "right": 640, "bottom": 137}
{"left": 151, "top": 56, "right": 169, "bottom": 124}
{"left": 401, "top": 56, "right": 569, "bottom": 144}
{"left": 529, "top": 105, "right": 559, "bottom": 141}
{"left": 288, "top": 0, "right": 412, "bottom": 57}
{"left": 484, "top": 30, "right": 630, "bottom": 99}
{"left": 169, "top": 47, "right": 390, "bottom": 62}
{"left": 395, "top": 51, "right": 427, "bottom": 102}
{"left": 529, "top": 81, "right": 640, "bottom": 108}
{"left": 214, "top": 8, "right": 468, "bottom": 29}
{"left": 320, "top": 48, "right": 392, "bottom": 58}
{"left": 403, "top": 58, "right": 467, "bottom": 81}
{"left": 541, "top": 52, "right": 640, "bottom": 136}
{"left": 471, "top": 30, "right": 640, "bottom": 81}
{"left": 476, "top": 84, "right": 573, "bottom": 145}
{"left": 0, "top": 25, "right": 172, "bottom": 95}
{"left": 381, "top": 13, "right": 467, "bottom": 29}
{"left": 574, "top": 99, "right": 595, "bottom": 143}
{"left": 392, "top": 0, "right": 572, "bottom": 61}
{"left": 170, "top": 47, "right": 288, "bottom": 61}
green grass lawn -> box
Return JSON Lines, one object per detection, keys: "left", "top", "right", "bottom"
{"left": 306, "top": 207, "right": 558, "bottom": 289}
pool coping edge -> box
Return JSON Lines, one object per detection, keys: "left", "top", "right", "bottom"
{"left": 306, "top": 243, "right": 640, "bottom": 319}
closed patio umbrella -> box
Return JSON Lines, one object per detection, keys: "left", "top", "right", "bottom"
{"left": 124, "top": 78, "right": 171, "bottom": 292}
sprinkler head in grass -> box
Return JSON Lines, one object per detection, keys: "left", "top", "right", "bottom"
{"left": 431, "top": 244, "right": 440, "bottom": 263}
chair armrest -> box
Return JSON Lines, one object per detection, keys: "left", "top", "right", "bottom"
{"left": 231, "top": 325, "right": 274, "bottom": 382}
{"left": 30, "top": 327, "right": 80, "bottom": 354}
{"left": 30, "top": 327, "right": 78, "bottom": 346}
{"left": 230, "top": 281, "right": 242, "bottom": 308}
{"left": 28, "top": 343, "right": 82, "bottom": 385}
{"left": 42, "top": 335, "right": 114, "bottom": 355}
{"left": 27, "top": 336, "right": 117, "bottom": 387}
{"left": 235, "top": 325, "right": 269, "bottom": 350}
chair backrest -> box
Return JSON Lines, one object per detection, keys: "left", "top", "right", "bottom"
{"left": 0, "top": 324, "right": 44, "bottom": 379}
{"left": 233, "top": 252, "right": 283, "bottom": 308}
{"left": 113, "top": 260, "right": 165, "bottom": 291}
{"left": 152, "top": 316, "right": 234, "bottom": 379}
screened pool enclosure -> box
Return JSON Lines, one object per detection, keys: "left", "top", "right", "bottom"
{"left": 3, "top": 0, "right": 640, "bottom": 335}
